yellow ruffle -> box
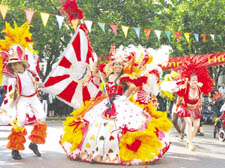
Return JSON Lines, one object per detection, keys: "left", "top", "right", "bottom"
{"left": 119, "top": 129, "right": 162, "bottom": 162}
{"left": 119, "top": 98, "right": 173, "bottom": 162}
{"left": 61, "top": 101, "right": 93, "bottom": 153}
{"left": 61, "top": 122, "right": 83, "bottom": 153}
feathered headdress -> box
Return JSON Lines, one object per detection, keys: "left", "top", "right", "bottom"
{"left": 0, "top": 22, "right": 38, "bottom": 75}
{"left": 60, "top": 0, "right": 83, "bottom": 23}
{"left": 2, "top": 22, "right": 37, "bottom": 54}
{"left": 178, "top": 56, "right": 214, "bottom": 95}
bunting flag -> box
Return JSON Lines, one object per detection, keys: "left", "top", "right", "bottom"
{"left": 84, "top": 20, "right": 93, "bottom": 32}
{"left": 144, "top": 29, "right": 151, "bottom": 40}
{"left": 0, "top": 5, "right": 9, "bottom": 19}
{"left": 43, "top": 24, "right": 100, "bottom": 109}
{"left": 165, "top": 32, "right": 171, "bottom": 42}
{"left": 210, "top": 34, "right": 215, "bottom": 42}
{"left": 201, "top": 34, "right": 207, "bottom": 43}
{"left": 40, "top": 12, "right": 50, "bottom": 27}
{"left": 110, "top": 24, "right": 117, "bottom": 36}
{"left": 184, "top": 33, "right": 190, "bottom": 43}
{"left": 133, "top": 27, "right": 140, "bottom": 39}
{"left": 0, "top": 4, "right": 223, "bottom": 44}
{"left": 98, "top": 22, "right": 105, "bottom": 33}
{"left": 194, "top": 33, "right": 199, "bottom": 42}
{"left": 121, "top": 25, "right": 129, "bottom": 38}
{"left": 25, "top": 9, "right": 35, "bottom": 24}
{"left": 155, "top": 30, "right": 161, "bottom": 41}
{"left": 217, "top": 35, "right": 223, "bottom": 42}
{"left": 56, "top": 15, "right": 64, "bottom": 29}
{"left": 174, "top": 32, "right": 181, "bottom": 42}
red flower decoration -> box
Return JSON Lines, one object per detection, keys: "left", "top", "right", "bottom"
{"left": 61, "top": 0, "right": 83, "bottom": 23}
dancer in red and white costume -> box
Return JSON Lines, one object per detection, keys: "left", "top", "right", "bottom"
{"left": 174, "top": 57, "right": 214, "bottom": 151}
{"left": 0, "top": 22, "right": 47, "bottom": 160}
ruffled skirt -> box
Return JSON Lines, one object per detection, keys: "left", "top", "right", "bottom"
{"left": 60, "top": 96, "right": 172, "bottom": 165}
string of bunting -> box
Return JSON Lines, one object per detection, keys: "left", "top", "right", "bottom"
{"left": 0, "top": 4, "right": 224, "bottom": 43}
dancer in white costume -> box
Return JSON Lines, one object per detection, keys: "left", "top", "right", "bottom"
{"left": 60, "top": 45, "right": 173, "bottom": 165}
{"left": 0, "top": 22, "right": 47, "bottom": 160}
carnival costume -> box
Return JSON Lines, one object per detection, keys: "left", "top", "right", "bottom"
{"left": 160, "top": 56, "right": 214, "bottom": 150}
{"left": 57, "top": 42, "right": 172, "bottom": 164}
{"left": 174, "top": 57, "right": 214, "bottom": 119}
{"left": 0, "top": 22, "right": 47, "bottom": 160}
{"left": 43, "top": 0, "right": 172, "bottom": 164}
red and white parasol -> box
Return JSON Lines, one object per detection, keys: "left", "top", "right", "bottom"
{"left": 43, "top": 24, "right": 100, "bottom": 109}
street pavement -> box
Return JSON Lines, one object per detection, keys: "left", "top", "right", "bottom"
{"left": 1, "top": 120, "right": 225, "bottom": 168}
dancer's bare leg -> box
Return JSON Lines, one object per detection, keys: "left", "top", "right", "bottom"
{"left": 191, "top": 118, "right": 200, "bottom": 139}
{"left": 172, "top": 113, "right": 181, "bottom": 134}
{"left": 180, "top": 118, "right": 185, "bottom": 140}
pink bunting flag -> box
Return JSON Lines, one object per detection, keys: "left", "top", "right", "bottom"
{"left": 25, "top": 10, "right": 35, "bottom": 24}
{"left": 144, "top": 29, "right": 151, "bottom": 40}
{"left": 110, "top": 24, "right": 117, "bottom": 36}
{"left": 174, "top": 32, "right": 181, "bottom": 42}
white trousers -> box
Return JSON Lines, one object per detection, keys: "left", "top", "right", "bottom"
{"left": 17, "top": 95, "right": 46, "bottom": 126}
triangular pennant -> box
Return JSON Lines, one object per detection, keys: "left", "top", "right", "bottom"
{"left": 155, "top": 30, "right": 161, "bottom": 41}
{"left": 201, "top": 34, "right": 207, "bottom": 43}
{"left": 144, "top": 29, "right": 151, "bottom": 40}
{"left": 174, "top": 32, "right": 181, "bottom": 42}
{"left": 165, "top": 32, "right": 171, "bottom": 42}
{"left": 56, "top": 15, "right": 64, "bottom": 29}
{"left": 210, "top": 34, "right": 215, "bottom": 41}
{"left": 40, "top": 12, "right": 50, "bottom": 27}
{"left": 194, "top": 33, "right": 199, "bottom": 42}
{"left": 184, "top": 33, "right": 191, "bottom": 43}
{"left": 133, "top": 27, "right": 140, "bottom": 39}
{"left": 217, "top": 35, "right": 223, "bottom": 42}
{"left": 0, "top": 5, "right": 9, "bottom": 19}
{"left": 25, "top": 9, "right": 35, "bottom": 24}
{"left": 84, "top": 20, "right": 93, "bottom": 32}
{"left": 110, "top": 24, "right": 117, "bottom": 36}
{"left": 98, "top": 22, "right": 105, "bottom": 33}
{"left": 121, "top": 25, "right": 129, "bottom": 38}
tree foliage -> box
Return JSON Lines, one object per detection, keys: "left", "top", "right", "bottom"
{"left": 0, "top": 0, "right": 224, "bottom": 85}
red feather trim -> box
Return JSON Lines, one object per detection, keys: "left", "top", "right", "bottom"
{"left": 7, "top": 128, "right": 27, "bottom": 150}
{"left": 178, "top": 56, "right": 214, "bottom": 95}
{"left": 28, "top": 122, "right": 47, "bottom": 144}
{"left": 98, "top": 63, "right": 106, "bottom": 74}
{"left": 61, "top": 0, "right": 83, "bottom": 22}
{"left": 133, "top": 76, "right": 148, "bottom": 87}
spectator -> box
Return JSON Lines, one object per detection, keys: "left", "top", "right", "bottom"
{"left": 48, "top": 93, "right": 55, "bottom": 117}
{"left": 218, "top": 83, "right": 225, "bottom": 97}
